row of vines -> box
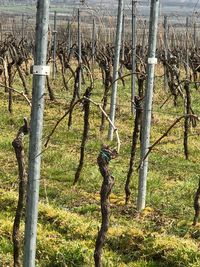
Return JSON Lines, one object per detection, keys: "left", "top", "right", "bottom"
{"left": 1, "top": 3, "right": 200, "bottom": 266}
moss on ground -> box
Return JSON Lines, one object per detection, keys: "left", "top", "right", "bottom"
{"left": 1, "top": 68, "right": 200, "bottom": 266}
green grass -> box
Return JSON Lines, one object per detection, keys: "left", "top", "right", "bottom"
{"left": 1, "top": 66, "right": 200, "bottom": 266}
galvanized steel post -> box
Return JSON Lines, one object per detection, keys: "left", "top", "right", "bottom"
{"left": 23, "top": 1, "right": 50, "bottom": 266}
{"left": 52, "top": 11, "right": 57, "bottom": 79}
{"left": 108, "top": 0, "right": 124, "bottom": 140}
{"left": 131, "top": 0, "right": 137, "bottom": 113}
{"left": 137, "top": 0, "right": 160, "bottom": 211}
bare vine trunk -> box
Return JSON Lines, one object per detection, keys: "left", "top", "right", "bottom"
{"left": 73, "top": 88, "right": 92, "bottom": 185}
{"left": 138, "top": 75, "right": 145, "bottom": 98}
{"left": 68, "top": 66, "right": 80, "bottom": 129}
{"left": 125, "top": 96, "right": 142, "bottom": 204}
{"left": 100, "top": 66, "right": 112, "bottom": 133}
{"left": 8, "top": 61, "right": 14, "bottom": 113}
{"left": 183, "top": 81, "right": 191, "bottom": 160}
{"left": 12, "top": 118, "right": 29, "bottom": 267}
{"left": 16, "top": 65, "right": 29, "bottom": 96}
{"left": 46, "top": 76, "right": 55, "bottom": 101}
{"left": 58, "top": 53, "right": 69, "bottom": 91}
{"left": 94, "top": 146, "right": 117, "bottom": 267}
{"left": 193, "top": 179, "right": 200, "bottom": 226}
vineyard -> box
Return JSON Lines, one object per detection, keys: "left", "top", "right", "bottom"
{"left": 1, "top": 0, "right": 200, "bottom": 266}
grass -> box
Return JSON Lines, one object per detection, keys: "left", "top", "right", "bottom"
{"left": 1, "top": 65, "right": 200, "bottom": 266}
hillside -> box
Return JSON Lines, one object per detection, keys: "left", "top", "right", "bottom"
{"left": 0, "top": 1, "right": 200, "bottom": 265}
{"left": 0, "top": 0, "right": 199, "bottom": 16}
{"left": 1, "top": 61, "right": 200, "bottom": 266}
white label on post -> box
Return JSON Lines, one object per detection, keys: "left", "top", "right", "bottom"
{"left": 148, "top": 58, "right": 158, "bottom": 64}
{"left": 31, "top": 65, "right": 50, "bottom": 76}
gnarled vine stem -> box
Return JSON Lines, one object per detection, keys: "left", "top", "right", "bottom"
{"left": 12, "top": 118, "right": 29, "bottom": 267}
{"left": 94, "top": 146, "right": 117, "bottom": 267}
